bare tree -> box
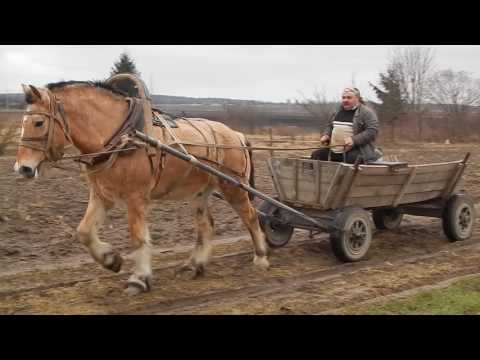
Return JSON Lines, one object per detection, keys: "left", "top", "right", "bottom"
{"left": 297, "top": 87, "right": 338, "bottom": 131}
{"left": 388, "top": 46, "right": 436, "bottom": 140}
{"left": 223, "top": 103, "right": 268, "bottom": 134}
{"left": 389, "top": 46, "right": 436, "bottom": 111}
{"left": 426, "top": 69, "right": 480, "bottom": 140}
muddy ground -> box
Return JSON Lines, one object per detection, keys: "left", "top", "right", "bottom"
{"left": 0, "top": 141, "right": 479, "bottom": 314}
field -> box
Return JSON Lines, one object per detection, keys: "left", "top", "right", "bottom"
{"left": 1, "top": 138, "right": 479, "bottom": 314}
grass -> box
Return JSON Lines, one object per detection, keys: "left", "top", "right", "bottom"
{"left": 0, "top": 123, "right": 19, "bottom": 156}
{"left": 349, "top": 275, "right": 480, "bottom": 315}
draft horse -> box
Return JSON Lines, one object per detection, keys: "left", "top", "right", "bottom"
{"left": 15, "top": 81, "right": 269, "bottom": 295}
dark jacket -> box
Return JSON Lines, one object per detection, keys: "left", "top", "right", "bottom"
{"left": 324, "top": 104, "right": 380, "bottom": 163}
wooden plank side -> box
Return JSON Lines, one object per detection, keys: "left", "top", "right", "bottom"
{"left": 276, "top": 164, "right": 339, "bottom": 181}
{"left": 441, "top": 163, "right": 465, "bottom": 199}
{"left": 322, "top": 166, "right": 344, "bottom": 209}
{"left": 298, "top": 190, "right": 319, "bottom": 203}
{"left": 314, "top": 161, "right": 321, "bottom": 204}
{"left": 349, "top": 180, "right": 449, "bottom": 198}
{"left": 354, "top": 170, "right": 455, "bottom": 186}
{"left": 267, "top": 160, "right": 288, "bottom": 201}
{"left": 278, "top": 178, "right": 296, "bottom": 201}
{"left": 344, "top": 190, "right": 443, "bottom": 208}
{"left": 357, "top": 162, "right": 460, "bottom": 176}
{"left": 331, "top": 167, "right": 357, "bottom": 209}
{"left": 294, "top": 159, "right": 299, "bottom": 201}
{"left": 393, "top": 167, "right": 417, "bottom": 207}
{"left": 296, "top": 178, "right": 319, "bottom": 188}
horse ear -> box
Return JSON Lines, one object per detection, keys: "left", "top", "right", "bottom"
{"left": 22, "top": 84, "right": 42, "bottom": 104}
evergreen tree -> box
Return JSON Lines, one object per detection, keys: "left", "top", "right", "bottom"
{"left": 370, "top": 68, "right": 407, "bottom": 141}
{"left": 110, "top": 52, "right": 141, "bottom": 96}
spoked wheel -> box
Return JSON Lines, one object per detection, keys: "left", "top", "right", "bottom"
{"left": 257, "top": 200, "right": 294, "bottom": 248}
{"left": 330, "top": 207, "right": 373, "bottom": 262}
{"left": 372, "top": 207, "right": 404, "bottom": 230}
{"left": 442, "top": 194, "right": 476, "bottom": 242}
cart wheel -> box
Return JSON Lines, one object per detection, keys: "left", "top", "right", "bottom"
{"left": 330, "top": 207, "right": 372, "bottom": 262}
{"left": 442, "top": 194, "right": 476, "bottom": 242}
{"left": 258, "top": 200, "right": 294, "bottom": 248}
{"left": 372, "top": 208, "right": 404, "bottom": 230}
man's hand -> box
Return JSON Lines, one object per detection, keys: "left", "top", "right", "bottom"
{"left": 320, "top": 135, "right": 330, "bottom": 146}
{"left": 344, "top": 136, "right": 354, "bottom": 151}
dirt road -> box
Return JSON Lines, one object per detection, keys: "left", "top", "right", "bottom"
{"left": 1, "top": 142, "right": 479, "bottom": 314}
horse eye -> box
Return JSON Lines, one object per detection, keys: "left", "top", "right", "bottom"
{"left": 35, "top": 121, "right": 44, "bottom": 128}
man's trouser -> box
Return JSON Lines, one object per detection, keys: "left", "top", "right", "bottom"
{"left": 311, "top": 147, "right": 363, "bottom": 164}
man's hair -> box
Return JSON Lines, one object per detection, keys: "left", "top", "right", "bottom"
{"left": 343, "top": 87, "right": 366, "bottom": 105}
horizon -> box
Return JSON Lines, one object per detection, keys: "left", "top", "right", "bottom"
{"left": 2, "top": 45, "right": 480, "bottom": 103}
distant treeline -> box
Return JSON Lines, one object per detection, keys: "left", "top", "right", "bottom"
{"left": 0, "top": 93, "right": 280, "bottom": 109}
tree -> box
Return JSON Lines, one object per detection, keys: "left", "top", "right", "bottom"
{"left": 110, "top": 51, "right": 141, "bottom": 95}
{"left": 370, "top": 67, "right": 407, "bottom": 142}
{"left": 388, "top": 46, "right": 436, "bottom": 112}
{"left": 298, "top": 87, "right": 338, "bottom": 131}
{"left": 426, "top": 69, "right": 480, "bottom": 140}
{"left": 388, "top": 46, "right": 436, "bottom": 140}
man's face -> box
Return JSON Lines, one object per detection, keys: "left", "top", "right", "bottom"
{"left": 342, "top": 93, "right": 359, "bottom": 110}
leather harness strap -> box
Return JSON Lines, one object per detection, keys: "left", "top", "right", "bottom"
{"left": 20, "top": 91, "right": 150, "bottom": 176}
{"left": 19, "top": 90, "right": 75, "bottom": 162}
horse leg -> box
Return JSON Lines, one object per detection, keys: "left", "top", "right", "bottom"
{"left": 76, "top": 191, "right": 123, "bottom": 272}
{"left": 124, "top": 195, "right": 153, "bottom": 295}
{"left": 176, "top": 190, "right": 214, "bottom": 279}
{"left": 220, "top": 183, "right": 270, "bottom": 270}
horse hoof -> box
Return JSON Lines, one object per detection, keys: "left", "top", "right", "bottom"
{"left": 124, "top": 276, "right": 152, "bottom": 296}
{"left": 104, "top": 253, "right": 123, "bottom": 273}
{"left": 253, "top": 256, "right": 270, "bottom": 271}
{"left": 192, "top": 264, "right": 205, "bottom": 279}
{"left": 124, "top": 285, "right": 143, "bottom": 296}
{"left": 175, "top": 263, "right": 204, "bottom": 280}
{"left": 174, "top": 264, "right": 193, "bottom": 279}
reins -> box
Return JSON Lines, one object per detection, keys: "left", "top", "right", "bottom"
{"left": 19, "top": 89, "right": 345, "bottom": 177}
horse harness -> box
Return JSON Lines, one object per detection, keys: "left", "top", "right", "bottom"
{"left": 19, "top": 89, "right": 74, "bottom": 162}
{"left": 19, "top": 90, "right": 155, "bottom": 175}
{"left": 20, "top": 91, "right": 254, "bottom": 185}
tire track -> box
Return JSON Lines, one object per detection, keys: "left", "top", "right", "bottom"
{"left": 120, "top": 237, "right": 480, "bottom": 314}
{"left": 0, "top": 232, "right": 325, "bottom": 298}
{"left": 1, "top": 219, "right": 478, "bottom": 314}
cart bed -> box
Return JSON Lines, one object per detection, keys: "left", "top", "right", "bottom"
{"left": 267, "top": 157, "right": 466, "bottom": 210}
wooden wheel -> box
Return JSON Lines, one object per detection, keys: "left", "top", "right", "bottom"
{"left": 330, "top": 207, "right": 373, "bottom": 262}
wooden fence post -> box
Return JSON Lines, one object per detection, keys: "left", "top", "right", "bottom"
{"left": 268, "top": 127, "right": 274, "bottom": 158}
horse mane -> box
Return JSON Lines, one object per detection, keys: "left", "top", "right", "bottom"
{"left": 45, "top": 80, "right": 129, "bottom": 98}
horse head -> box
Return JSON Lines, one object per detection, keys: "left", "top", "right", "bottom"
{"left": 15, "top": 84, "right": 71, "bottom": 178}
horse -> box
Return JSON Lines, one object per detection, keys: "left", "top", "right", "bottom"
{"left": 14, "top": 81, "right": 270, "bottom": 295}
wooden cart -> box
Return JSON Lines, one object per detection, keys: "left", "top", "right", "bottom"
{"left": 133, "top": 131, "right": 476, "bottom": 263}
{"left": 258, "top": 155, "right": 476, "bottom": 262}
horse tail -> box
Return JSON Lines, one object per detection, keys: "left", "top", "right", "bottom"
{"left": 245, "top": 138, "right": 255, "bottom": 201}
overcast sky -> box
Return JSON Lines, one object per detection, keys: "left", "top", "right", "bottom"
{"left": 1, "top": 45, "right": 480, "bottom": 103}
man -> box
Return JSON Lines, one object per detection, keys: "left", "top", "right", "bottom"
{"left": 311, "top": 87, "right": 380, "bottom": 164}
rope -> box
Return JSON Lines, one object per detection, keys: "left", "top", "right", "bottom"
{"left": 175, "top": 141, "right": 344, "bottom": 151}
{"left": 58, "top": 147, "right": 138, "bottom": 161}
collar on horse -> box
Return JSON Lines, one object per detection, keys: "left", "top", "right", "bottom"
{"left": 79, "top": 97, "right": 145, "bottom": 167}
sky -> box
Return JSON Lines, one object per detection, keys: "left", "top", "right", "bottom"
{"left": 1, "top": 45, "right": 480, "bottom": 103}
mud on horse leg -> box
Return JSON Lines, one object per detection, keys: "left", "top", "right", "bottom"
{"left": 76, "top": 190, "right": 123, "bottom": 272}
{"left": 125, "top": 195, "right": 153, "bottom": 295}
{"left": 221, "top": 183, "right": 270, "bottom": 270}
{"left": 176, "top": 190, "right": 215, "bottom": 279}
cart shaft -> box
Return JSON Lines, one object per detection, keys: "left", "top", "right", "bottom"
{"left": 134, "top": 130, "right": 331, "bottom": 230}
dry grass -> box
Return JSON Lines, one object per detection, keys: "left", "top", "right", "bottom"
{"left": 0, "top": 122, "right": 19, "bottom": 156}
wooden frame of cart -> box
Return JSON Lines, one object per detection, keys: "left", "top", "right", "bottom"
{"left": 258, "top": 154, "right": 476, "bottom": 262}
